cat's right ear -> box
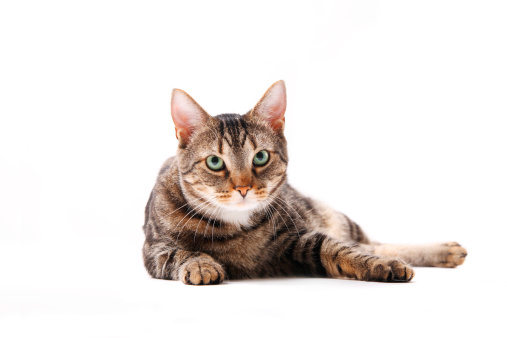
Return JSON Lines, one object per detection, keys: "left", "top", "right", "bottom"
{"left": 171, "top": 89, "right": 210, "bottom": 146}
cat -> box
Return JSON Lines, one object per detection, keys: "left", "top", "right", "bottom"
{"left": 142, "top": 80, "right": 467, "bottom": 285}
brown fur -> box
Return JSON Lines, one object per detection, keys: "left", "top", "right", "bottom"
{"left": 142, "top": 81, "right": 467, "bottom": 285}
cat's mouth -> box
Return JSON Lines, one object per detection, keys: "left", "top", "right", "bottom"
{"left": 215, "top": 194, "right": 261, "bottom": 212}
{"left": 234, "top": 199, "right": 258, "bottom": 209}
{"left": 209, "top": 189, "right": 267, "bottom": 213}
{"left": 225, "top": 198, "right": 259, "bottom": 211}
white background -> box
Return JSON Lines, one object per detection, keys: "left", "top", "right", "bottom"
{"left": 1, "top": 1, "right": 506, "bottom": 337}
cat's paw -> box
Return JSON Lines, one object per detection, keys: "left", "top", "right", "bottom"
{"left": 362, "top": 258, "right": 414, "bottom": 282}
{"left": 179, "top": 259, "right": 226, "bottom": 285}
{"left": 435, "top": 242, "right": 467, "bottom": 268}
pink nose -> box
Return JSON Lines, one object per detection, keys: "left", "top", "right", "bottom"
{"left": 235, "top": 185, "right": 251, "bottom": 198}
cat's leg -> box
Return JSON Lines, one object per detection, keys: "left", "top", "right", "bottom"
{"left": 313, "top": 207, "right": 466, "bottom": 268}
{"left": 358, "top": 242, "right": 467, "bottom": 268}
{"left": 143, "top": 241, "right": 226, "bottom": 285}
{"left": 311, "top": 205, "right": 371, "bottom": 244}
{"left": 284, "top": 232, "right": 414, "bottom": 282}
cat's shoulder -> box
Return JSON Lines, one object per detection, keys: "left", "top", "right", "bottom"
{"left": 153, "top": 156, "right": 180, "bottom": 190}
{"left": 157, "top": 156, "right": 177, "bottom": 176}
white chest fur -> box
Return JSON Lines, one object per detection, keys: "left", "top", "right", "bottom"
{"left": 217, "top": 207, "right": 254, "bottom": 227}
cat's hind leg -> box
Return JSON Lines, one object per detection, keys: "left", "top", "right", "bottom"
{"left": 313, "top": 205, "right": 371, "bottom": 244}
{"left": 358, "top": 242, "right": 467, "bottom": 268}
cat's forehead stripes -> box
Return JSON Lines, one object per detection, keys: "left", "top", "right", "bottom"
{"left": 216, "top": 114, "right": 255, "bottom": 151}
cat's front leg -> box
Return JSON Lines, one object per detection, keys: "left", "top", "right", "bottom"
{"left": 143, "top": 242, "right": 226, "bottom": 285}
{"left": 320, "top": 238, "right": 415, "bottom": 282}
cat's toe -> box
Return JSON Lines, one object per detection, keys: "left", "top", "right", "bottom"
{"left": 388, "top": 259, "right": 415, "bottom": 282}
{"left": 180, "top": 260, "right": 225, "bottom": 285}
{"left": 364, "top": 258, "right": 414, "bottom": 282}
{"left": 437, "top": 242, "right": 467, "bottom": 268}
{"left": 200, "top": 262, "right": 224, "bottom": 284}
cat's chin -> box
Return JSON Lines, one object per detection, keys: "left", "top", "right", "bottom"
{"left": 222, "top": 200, "right": 260, "bottom": 212}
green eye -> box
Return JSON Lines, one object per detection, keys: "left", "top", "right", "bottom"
{"left": 253, "top": 150, "right": 269, "bottom": 166}
{"left": 206, "top": 155, "right": 224, "bottom": 171}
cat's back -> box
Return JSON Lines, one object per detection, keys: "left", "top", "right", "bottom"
{"left": 143, "top": 156, "right": 180, "bottom": 234}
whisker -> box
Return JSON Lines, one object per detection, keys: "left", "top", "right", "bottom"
{"left": 167, "top": 195, "right": 204, "bottom": 216}
{"left": 175, "top": 198, "right": 216, "bottom": 242}
{"left": 211, "top": 204, "right": 224, "bottom": 250}
{"left": 218, "top": 205, "right": 224, "bottom": 231}
{"left": 269, "top": 199, "right": 293, "bottom": 239}
{"left": 211, "top": 215, "right": 216, "bottom": 249}
{"left": 203, "top": 204, "right": 221, "bottom": 238}
{"left": 194, "top": 199, "right": 219, "bottom": 242}
{"left": 260, "top": 202, "right": 274, "bottom": 238}
{"left": 274, "top": 196, "right": 305, "bottom": 236}
{"left": 271, "top": 198, "right": 300, "bottom": 239}
{"left": 274, "top": 196, "right": 306, "bottom": 224}
{"left": 262, "top": 201, "right": 276, "bottom": 239}
{"left": 173, "top": 198, "right": 208, "bottom": 230}
{"left": 177, "top": 199, "right": 216, "bottom": 241}
{"left": 268, "top": 204, "right": 278, "bottom": 237}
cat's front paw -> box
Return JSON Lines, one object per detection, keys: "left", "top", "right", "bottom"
{"left": 435, "top": 242, "right": 467, "bottom": 268}
{"left": 179, "top": 259, "right": 226, "bottom": 285}
{"left": 361, "top": 258, "right": 414, "bottom": 282}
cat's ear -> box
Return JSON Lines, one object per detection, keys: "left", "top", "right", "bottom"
{"left": 249, "top": 80, "right": 287, "bottom": 132}
{"left": 171, "top": 89, "right": 211, "bottom": 145}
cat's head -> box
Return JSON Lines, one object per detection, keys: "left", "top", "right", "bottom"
{"left": 170, "top": 81, "right": 288, "bottom": 225}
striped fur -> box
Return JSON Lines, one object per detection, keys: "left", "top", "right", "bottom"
{"left": 142, "top": 81, "right": 467, "bottom": 285}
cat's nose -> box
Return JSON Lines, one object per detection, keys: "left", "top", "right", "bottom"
{"left": 235, "top": 185, "right": 251, "bottom": 198}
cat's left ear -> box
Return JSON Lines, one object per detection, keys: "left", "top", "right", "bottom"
{"left": 171, "top": 89, "right": 211, "bottom": 145}
{"left": 249, "top": 80, "right": 287, "bottom": 132}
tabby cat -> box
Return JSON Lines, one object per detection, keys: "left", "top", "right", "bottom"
{"left": 142, "top": 81, "right": 467, "bottom": 285}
